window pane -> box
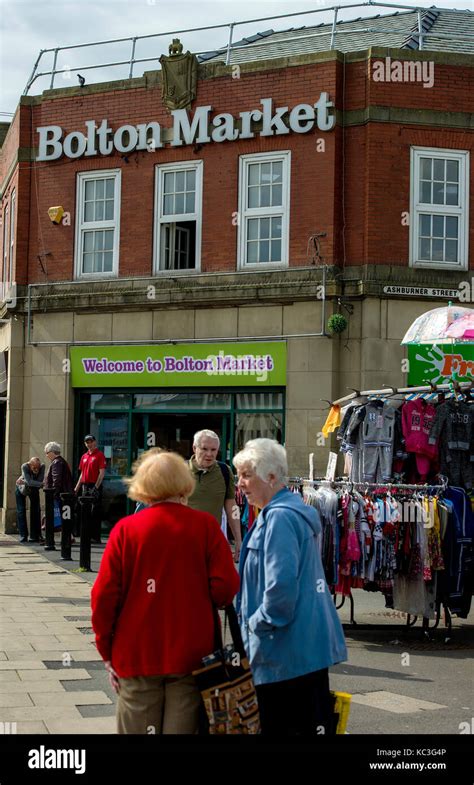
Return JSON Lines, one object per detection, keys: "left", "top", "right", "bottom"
{"left": 186, "top": 170, "right": 196, "bottom": 190}
{"left": 103, "top": 230, "right": 113, "bottom": 250}
{"left": 175, "top": 193, "right": 185, "bottom": 214}
{"left": 446, "top": 184, "right": 458, "bottom": 206}
{"left": 432, "top": 215, "right": 444, "bottom": 237}
{"left": 164, "top": 172, "right": 174, "bottom": 193}
{"left": 445, "top": 240, "right": 458, "bottom": 263}
{"left": 185, "top": 192, "right": 194, "bottom": 213}
{"left": 420, "top": 158, "right": 432, "bottom": 179}
{"left": 271, "top": 217, "right": 282, "bottom": 238}
{"left": 95, "top": 231, "right": 104, "bottom": 251}
{"left": 271, "top": 239, "right": 281, "bottom": 261}
{"left": 261, "top": 163, "right": 272, "bottom": 182}
{"left": 83, "top": 253, "right": 93, "bottom": 272}
{"left": 134, "top": 392, "right": 231, "bottom": 411}
{"left": 271, "top": 184, "right": 282, "bottom": 207}
{"left": 420, "top": 181, "right": 431, "bottom": 203}
{"left": 432, "top": 183, "right": 445, "bottom": 205}
{"left": 272, "top": 161, "right": 283, "bottom": 183}
{"left": 235, "top": 412, "right": 283, "bottom": 452}
{"left": 84, "top": 202, "right": 94, "bottom": 222}
{"left": 83, "top": 231, "right": 94, "bottom": 251}
{"left": 236, "top": 392, "right": 283, "bottom": 409}
{"left": 103, "top": 251, "right": 113, "bottom": 272}
{"left": 96, "top": 180, "right": 105, "bottom": 199}
{"left": 419, "top": 238, "right": 431, "bottom": 260}
{"left": 163, "top": 194, "right": 174, "bottom": 215}
{"left": 247, "top": 241, "right": 258, "bottom": 263}
{"left": 419, "top": 214, "right": 431, "bottom": 236}
{"left": 248, "top": 164, "right": 259, "bottom": 185}
{"left": 248, "top": 219, "right": 259, "bottom": 240}
{"left": 260, "top": 240, "right": 270, "bottom": 263}
{"left": 433, "top": 159, "right": 445, "bottom": 181}
{"left": 106, "top": 179, "right": 114, "bottom": 198}
{"left": 91, "top": 393, "right": 130, "bottom": 411}
{"left": 432, "top": 239, "right": 443, "bottom": 261}
{"left": 105, "top": 200, "right": 114, "bottom": 220}
{"left": 93, "top": 252, "right": 102, "bottom": 273}
{"left": 260, "top": 218, "right": 270, "bottom": 239}
{"left": 175, "top": 171, "right": 185, "bottom": 192}
{"left": 248, "top": 186, "right": 259, "bottom": 208}
{"left": 446, "top": 160, "right": 459, "bottom": 183}
{"left": 260, "top": 186, "right": 270, "bottom": 207}
{"left": 445, "top": 216, "right": 458, "bottom": 239}
{"left": 95, "top": 201, "right": 104, "bottom": 221}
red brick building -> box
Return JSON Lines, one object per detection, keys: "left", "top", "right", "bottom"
{"left": 0, "top": 6, "right": 472, "bottom": 531}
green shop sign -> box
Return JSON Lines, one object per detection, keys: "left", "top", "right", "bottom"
{"left": 407, "top": 344, "right": 474, "bottom": 386}
{"left": 70, "top": 342, "right": 287, "bottom": 388}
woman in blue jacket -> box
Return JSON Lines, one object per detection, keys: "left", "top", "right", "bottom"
{"left": 233, "top": 438, "right": 347, "bottom": 736}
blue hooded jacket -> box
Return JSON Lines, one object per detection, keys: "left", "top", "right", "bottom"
{"left": 236, "top": 487, "right": 347, "bottom": 686}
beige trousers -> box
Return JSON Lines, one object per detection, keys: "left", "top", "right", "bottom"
{"left": 116, "top": 673, "right": 201, "bottom": 735}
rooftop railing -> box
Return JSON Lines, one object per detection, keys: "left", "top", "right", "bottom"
{"left": 23, "top": 2, "right": 474, "bottom": 96}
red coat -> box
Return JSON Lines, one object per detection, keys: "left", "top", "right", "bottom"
{"left": 91, "top": 502, "right": 239, "bottom": 677}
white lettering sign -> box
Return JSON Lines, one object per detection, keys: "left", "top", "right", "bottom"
{"left": 36, "top": 95, "right": 335, "bottom": 161}
{"left": 383, "top": 286, "right": 460, "bottom": 298}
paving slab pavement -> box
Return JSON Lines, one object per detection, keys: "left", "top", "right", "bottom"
{"left": 1, "top": 532, "right": 473, "bottom": 736}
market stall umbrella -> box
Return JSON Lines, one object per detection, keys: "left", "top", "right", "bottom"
{"left": 401, "top": 304, "right": 473, "bottom": 345}
{"left": 443, "top": 311, "right": 474, "bottom": 342}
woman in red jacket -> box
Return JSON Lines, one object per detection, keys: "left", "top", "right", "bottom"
{"left": 91, "top": 448, "right": 239, "bottom": 734}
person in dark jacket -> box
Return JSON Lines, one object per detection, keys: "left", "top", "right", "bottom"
{"left": 44, "top": 442, "right": 74, "bottom": 496}
{"left": 15, "top": 457, "right": 45, "bottom": 542}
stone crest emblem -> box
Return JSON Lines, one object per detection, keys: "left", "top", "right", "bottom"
{"left": 159, "top": 39, "right": 198, "bottom": 111}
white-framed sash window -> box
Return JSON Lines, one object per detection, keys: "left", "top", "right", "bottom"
{"left": 410, "top": 147, "right": 469, "bottom": 269}
{"left": 238, "top": 151, "right": 290, "bottom": 269}
{"left": 75, "top": 170, "right": 121, "bottom": 279}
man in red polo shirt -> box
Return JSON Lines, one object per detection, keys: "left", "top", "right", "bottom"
{"left": 75, "top": 435, "right": 107, "bottom": 543}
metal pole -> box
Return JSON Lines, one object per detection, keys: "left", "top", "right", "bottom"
{"left": 129, "top": 37, "right": 137, "bottom": 79}
{"left": 43, "top": 489, "right": 56, "bottom": 551}
{"left": 78, "top": 495, "right": 93, "bottom": 570}
{"left": 330, "top": 7, "right": 339, "bottom": 50}
{"left": 50, "top": 49, "right": 59, "bottom": 90}
{"left": 23, "top": 50, "right": 45, "bottom": 95}
{"left": 226, "top": 23, "right": 235, "bottom": 66}
{"left": 60, "top": 492, "right": 75, "bottom": 561}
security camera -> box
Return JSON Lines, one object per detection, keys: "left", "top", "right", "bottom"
{"left": 48, "top": 206, "right": 64, "bottom": 224}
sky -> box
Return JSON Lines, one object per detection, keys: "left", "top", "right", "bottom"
{"left": 1, "top": 0, "right": 472, "bottom": 117}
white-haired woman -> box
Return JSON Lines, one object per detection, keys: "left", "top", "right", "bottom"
{"left": 234, "top": 438, "right": 347, "bottom": 736}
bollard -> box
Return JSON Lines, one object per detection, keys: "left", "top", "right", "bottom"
{"left": 78, "top": 494, "right": 94, "bottom": 571}
{"left": 43, "top": 488, "right": 56, "bottom": 551}
{"left": 60, "top": 493, "right": 75, "bottom": 561}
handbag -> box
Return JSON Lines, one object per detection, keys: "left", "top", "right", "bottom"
{"left": 193, "top": 604, "right": 260, "bottom": 735}
{"left": 53, "top": 500, "right": 62, "bottom": 529}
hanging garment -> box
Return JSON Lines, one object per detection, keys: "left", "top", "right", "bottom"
{"left": 429, "top": 400, "right": 473, "bottom": 489}
{"left": 360, "top": 402, "right": 396, "bottom": 483}
{"left": 322, "top": 405, "right": 342, "bottom": 438}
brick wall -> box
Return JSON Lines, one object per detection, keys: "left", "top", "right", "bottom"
{"left": 1, "top": 52, "right": 473, "bottom": 283}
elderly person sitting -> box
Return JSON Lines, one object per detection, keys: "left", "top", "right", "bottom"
{"left": 16, "top": 457, "right": 45, "bottom": 542}
{"left": 91, "top": 448, "right": 239, "bottom": 735}
{"left": 233, "top": 438, "right": 347, "bottom": 736}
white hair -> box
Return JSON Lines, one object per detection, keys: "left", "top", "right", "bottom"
{"left": 193, "top": 429, "right": 220, "bottom": 449}
{"left": 233, "top": 438, "right": 288, "bottom": 484}
{"left": 44, "top": 441, "right": 61, "bottom": 455}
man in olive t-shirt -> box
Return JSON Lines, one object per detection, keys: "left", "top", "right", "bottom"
{"left": 188, "top": 429, "right": 241, "bottom": 562}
